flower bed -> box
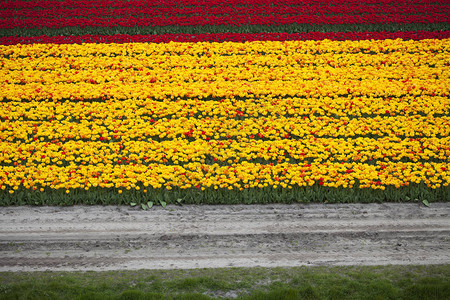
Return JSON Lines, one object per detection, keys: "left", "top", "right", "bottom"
{"left": 0, "top": 0, "right": 449, "bottom": 205}
{"left": 1, "top": 0, "right": 449, "bottom": 38}
{"left": 2, "top": 0, "right": 449, "bottom": 29}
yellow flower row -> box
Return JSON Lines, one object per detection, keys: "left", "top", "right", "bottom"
{"left": 1, "top": 136, "right": 449, "bottom": 166}
{"left": 1, "top": 161, "right": 448, "bottom": 192}
{"left": 1, "top": 95, "right": 449, "bottom": 120}
{"left": 1, "top": 55, "right": 447, "bottom": 84}
{"left": 1, "top": 114, "right": 449, "bottom": 142}
{"left": 2, "top": 39, "right": 448, "bottom": 58}
{"left": 1, "top": 79, "right": 448, "bottom": 101}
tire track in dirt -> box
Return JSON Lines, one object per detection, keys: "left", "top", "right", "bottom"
{"left": 1, "top": 203, "right": 449, "bottom": 271}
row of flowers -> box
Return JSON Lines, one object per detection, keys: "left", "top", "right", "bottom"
{"left": 4, "top": 3, "right": 447, "bottom": 18}
{"left": 3, "top": 31, "right": 450, "bottom": 45}
{"left": 1, "top": 78, "right": 447, "bottom": 102}
{"left": 1, "top": 77, "right": 447, "bottom": 100}
{"left": 3, "top": 14, "right": 449, "bottom": 29}
{"left": 1, "top": 161, "right": 448, "bottom": 193}
{"left": 1, "top": 0, "right": 444, "bottom": 9}
{"left": 2, "top": 58, "right": 447, "bottom": 84}
{"left": 2, "top": 113, "right": 449, "bottom": 141}
{"left": 3, "top": 62, "right": 447, "bottom": 85}
{"left": 1, "top": 134, "right": 449, "bottom": 166}
{"left": 3, "top": 35, "right": 448, "bottom": 56}
{"left": 2, "top": 95, "right": 448, "bottom": 119}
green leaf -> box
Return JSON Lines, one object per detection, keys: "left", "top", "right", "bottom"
{"left": 130, "top": 202, "right": 137, "bottom": 207}
{"left": 141, "top": 204, "right": 147, "bottom": 210}
{"left": 176, "top": 198, "right": 183, "bottom": 205}
{"left": 405, "top": 196, "right": 411, "bottom": 201}
{"left": 160, "top": 201, "right": 167, "bottom": 208}
{"left": 147, "top": 201, "right": 153, "bottom": 209}
{"left": 422, "top": 200, "right": 430, "bottom": 207}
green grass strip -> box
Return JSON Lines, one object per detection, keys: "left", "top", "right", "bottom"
{"left": 0, "top": 265, "right": 449, "bottom": 299}
{"left": 1, "top": 183, "right": 449, "bottom": 206}
{"left": 1, "top": 23, "right": 449, "bottom": 38}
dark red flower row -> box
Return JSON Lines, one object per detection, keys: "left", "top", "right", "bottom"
{"left": 0, "top": 0, "right": 443, "bottom": 10}
{"left": 3, "top": 3, "right": 447, "bottom": 18}
{"left": 2, "top": 31, "right": 449, "bottom": 45}
{"left": 2, "top": 14, "right": 449, "bottom": 29}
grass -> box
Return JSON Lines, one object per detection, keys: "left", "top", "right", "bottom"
{"left": 0, "top": 265, "right": 449, "bottom": 299}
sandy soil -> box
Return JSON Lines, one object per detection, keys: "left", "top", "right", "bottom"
{"left": 0, "top": 203, "right": 449, "bottom": 271}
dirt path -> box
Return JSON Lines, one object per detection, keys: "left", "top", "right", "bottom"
{"left": 1, "top": 203, "right": 449, "bottom": 271}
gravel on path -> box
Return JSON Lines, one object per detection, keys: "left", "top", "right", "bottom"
{"left": 1, "top": 203, "right": 449, "bottom": 271}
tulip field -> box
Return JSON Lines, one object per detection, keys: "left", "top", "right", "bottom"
{"left": 0, "top": 0, "right": 449, "bottom": 205}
